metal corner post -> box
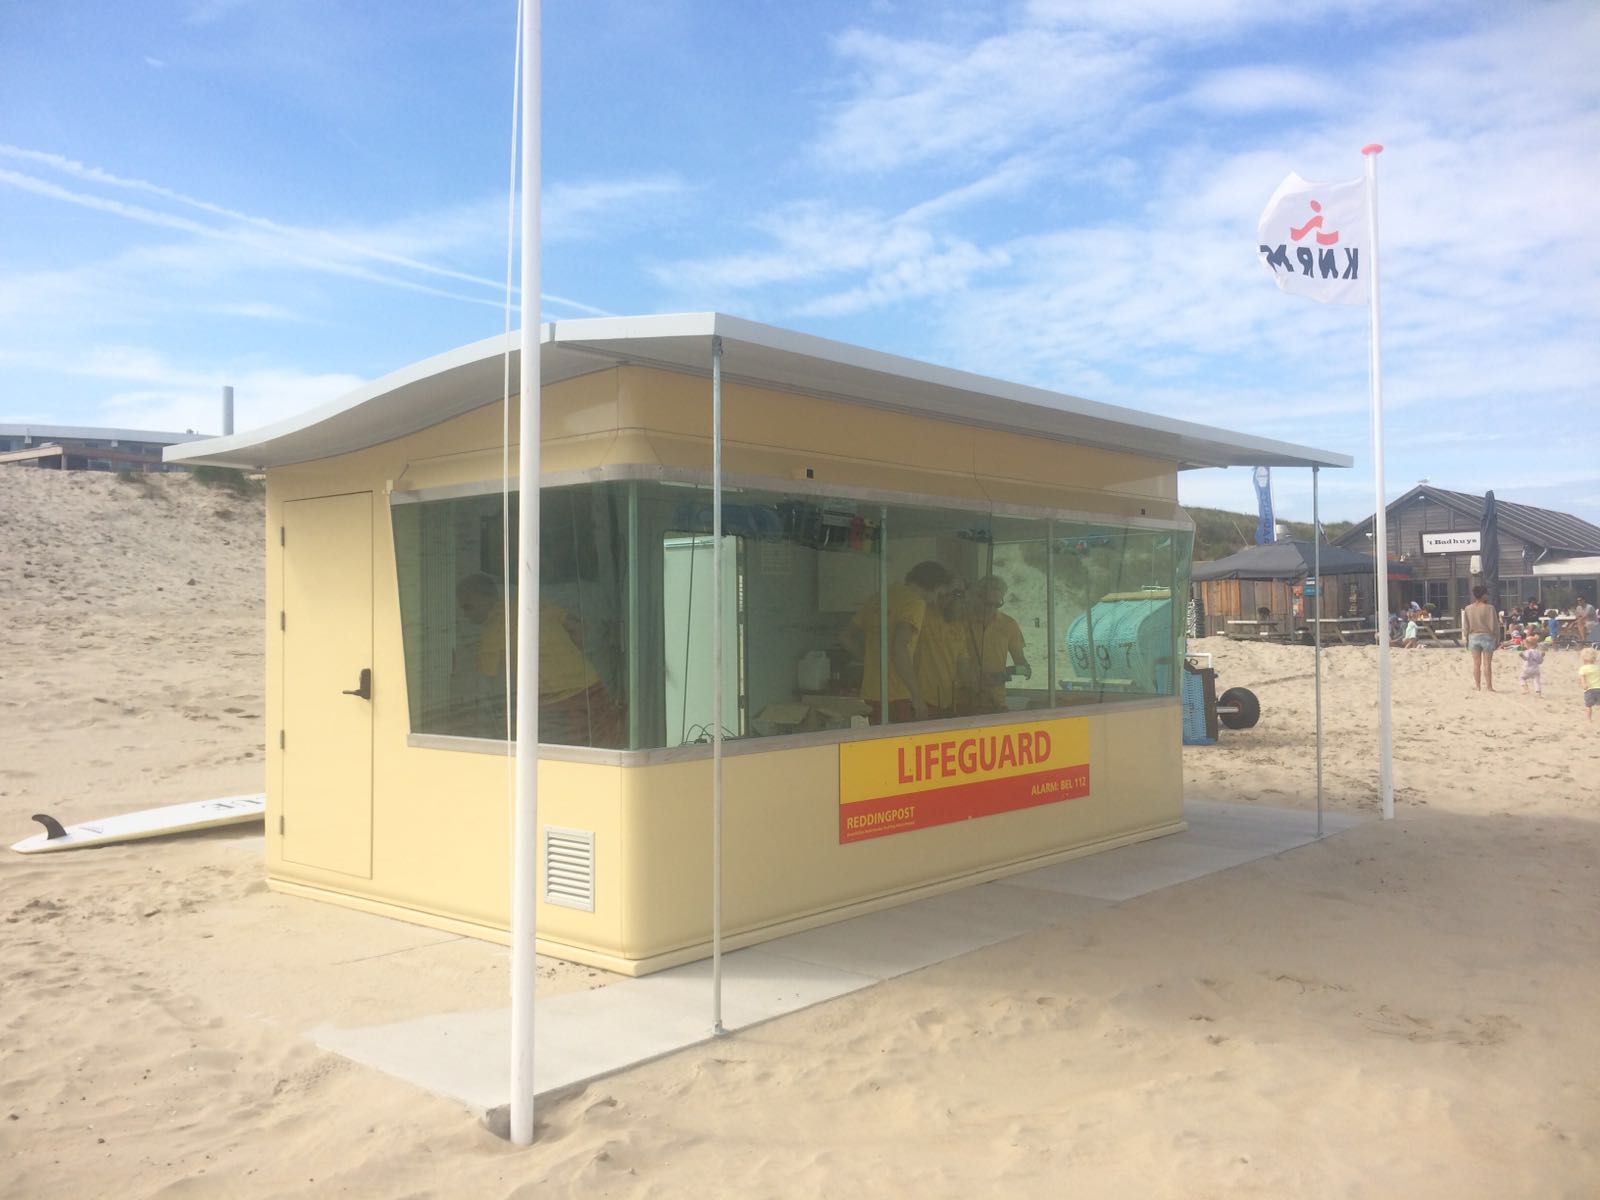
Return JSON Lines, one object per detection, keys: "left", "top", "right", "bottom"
{"left": 710, "top": 334, "right": 725, "bottom": 1036}
{"left": 1312, "top": 464, "right": 1323, "bottom": 839}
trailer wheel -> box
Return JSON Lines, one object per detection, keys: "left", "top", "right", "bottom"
{"left": 1217, "top": 687, "right": 1260, "bottom": 730}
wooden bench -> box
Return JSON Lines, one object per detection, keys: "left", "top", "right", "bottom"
{"left": 1225, "top": 619, "right": 1284, "bottom": 640}
{"left": 1308, "top": 618, "right": 1369, "bottom": 644}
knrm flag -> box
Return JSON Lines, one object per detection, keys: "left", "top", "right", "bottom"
{"left": 1257, "top": 172, "right": 1368, "bottom": 305}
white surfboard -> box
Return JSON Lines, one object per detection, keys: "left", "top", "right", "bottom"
{"left": 9, "top": 793, "right": 266, "bottom": 854}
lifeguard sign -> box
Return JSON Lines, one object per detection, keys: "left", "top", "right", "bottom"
{"left": 838, "top": 717, "right": 1091, "bottom": 843}
{"left": 1422, "top": 531, "right": 1480, "bottom": 554}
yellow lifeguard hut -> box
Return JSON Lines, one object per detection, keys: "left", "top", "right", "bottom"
{"left": 168, "top": 313, "right": 1348, "bottom": 975}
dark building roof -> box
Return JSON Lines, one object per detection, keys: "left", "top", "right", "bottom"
{"left": 1192, "top": 539, "right": 1402, "bottom": 581}
{"left": 1335, "top": 485, "right": 1600, "bottom": 558}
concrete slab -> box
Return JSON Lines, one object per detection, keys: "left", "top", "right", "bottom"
{"left": 760, "top": 883, "right": 1106, "bottom": 979}
{"left": 1007, "top": 838, "right": 1255, "bottom": 902}
{"left": 1005, "top": 801, "right": 1357, "bottom": 903}
{"left": 312, "top": 1008, "right": 512, "bottom": 1114}
{"left": 313, "top": 947, "right": 880, "bottom": 1105}
{"left": 1182, "top": 798, "right": 1359, "bottom": 846}
{"left": 618, "top": 947, "right": 880, "bottom": 1026}
{"left": 310, "top": 800, "right": 1365, "bottom": 1115}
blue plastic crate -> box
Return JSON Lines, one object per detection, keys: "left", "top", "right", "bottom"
{"left": 1181, "top": 670, "right": 1214, "bottom": 745}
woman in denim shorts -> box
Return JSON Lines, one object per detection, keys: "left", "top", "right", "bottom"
{"left": 1461, "top": 585, "right": 1501, "bottom": 691}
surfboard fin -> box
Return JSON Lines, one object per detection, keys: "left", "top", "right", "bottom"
{"left": 31, "top": 814, "right": 68, "bottom": 841}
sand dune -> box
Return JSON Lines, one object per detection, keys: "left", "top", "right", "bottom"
{"left": 2, "top": 466, "right": 1597, "bottom": 1198}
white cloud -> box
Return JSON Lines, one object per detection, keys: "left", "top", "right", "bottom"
{"left": 0, "top": 341, "right": 365, "bottom": 435}
{"left": 185, "top": 0, "right": 258, "bottom": 28}
{"left": 1023, "top": 0, "right": 1420, "bottom": 36}
{"left": 0, "top": 148, "right": 511, "bottom": 291}
{"left": 0, "top": 164, "right": 507, "bottom": 309}
{"left": 543, "top": 176, "right": 693, "bottom": 243}
{"left": 103, "top": 361, "right": 363, "bottom": 436}
{"left": 0, "top": 146, "right": 686, "bottom": 322}
{"left": 207, "top": 301, "right": 308, "bottom": 322}
{"left": 813, "top": 27, "right": 1151, "bottom": 172}
{"left": 796, "top": 239, "right": 1010, "bottom": 317}
{"left": 1185, "top": 66, "right": 1330, "bottom": 115}
{"left": 651, "top": 160, "right": 1041, "bottom": 312}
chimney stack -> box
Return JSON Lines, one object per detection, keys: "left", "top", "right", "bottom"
{"left": 222, "top": 386, "right": 234, "bottom": 436}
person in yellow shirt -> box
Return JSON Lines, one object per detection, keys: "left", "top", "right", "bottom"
{"left": 456, "top": 573, "right": 623, "bottom": 746}
{"left": 1579, "top": 647, "right": 1600, "bottom": 723}
{"left": 960, "top": 575, "right": 1032, "bottom": 714}
{"left": 842, "top": 560, "right": 952, "bottom": 724}
{"left": 915, "top": 576, "right": 969, "bottom": 719}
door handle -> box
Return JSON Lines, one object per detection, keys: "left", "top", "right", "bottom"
{"left": 341, "top": 668, "right": 372, "bottom": 700}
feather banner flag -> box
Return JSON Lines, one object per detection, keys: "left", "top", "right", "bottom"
{"left": 1257, "top": 172, "right": 1369, "bottom": 305}
{"left": 1252, "top": 465, "right": 1275, "bottom": 544}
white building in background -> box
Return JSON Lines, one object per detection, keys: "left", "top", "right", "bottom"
{"left": 0, "top": 424, "right": 208, "bottom": 473}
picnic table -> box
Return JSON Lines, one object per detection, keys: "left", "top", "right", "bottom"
{"left": 1414, "top": 618, "right": 1461, "bottom": 644}
{"left": 1307, "top": 617, "right": 1373, "bottom": 644}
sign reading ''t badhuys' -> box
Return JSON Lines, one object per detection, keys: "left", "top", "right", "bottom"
{"left": 838, "top": 717, "right": 1090, "bottom": 843}
{"left": 1421, "top": 531, "right": 1480, "bottom": 555}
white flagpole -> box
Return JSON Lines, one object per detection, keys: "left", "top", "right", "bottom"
{"left": 1363, "top": 143, "right": 1394, "bottom": 822}
{"left": 509, "top": 0, "right": 542, "bottom": 1146}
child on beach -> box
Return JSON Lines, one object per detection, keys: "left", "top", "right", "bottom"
{"left": 1518, "top": 636, "right": 1545, "bottom": 696}
{"left": 1401, "top": 616, "right": 1419, "bottom": 648}
{"left": 1580, "top": 648, "right": 1600, "bottom": 722}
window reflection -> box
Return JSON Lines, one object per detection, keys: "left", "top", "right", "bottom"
{"left": 391, "top": 482, "right": 1191, "bottom": 749}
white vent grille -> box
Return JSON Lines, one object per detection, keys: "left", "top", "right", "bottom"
{"left": 544, "top": 826, "right": 595, "bottom": 912}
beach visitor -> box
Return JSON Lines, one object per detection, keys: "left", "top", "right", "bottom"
{"left": 914, "top": 576, "right": 969, "bottom": 720}
{"left": 456, "top": 573, "right": 625, "bottom": 746}
{"left": 1462, "top": 585, "right": 1500, "bottom": 692}
{"left": 1580, "top": 648, "right": 1600, "bottom": 723}
{"left": 1518, "top": 636, "right": 1545, "bottom": 696}
{"left": 1401, "top": 615, "right": 1419, "bottom": 649}
{"left": 1572, "top": 597, "right": 1592, "bottom": 643}
{"left": 959, "top": 575, "right": 1032, "bottom": 714}
{"left": 843, "top": 560, "right": 952, "bottom": 724}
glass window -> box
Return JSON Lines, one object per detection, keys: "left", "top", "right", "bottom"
{"left": 391, "top": 485, "right": 628, "bottom": 747}
{"left": 855, "top": 500, "right": 987, "bottom": 723}
{"left": 1053, "top": 524, "right": 1189, "bottom": 701}
{"left": 391, "top": 479, "right": 1192, "bottom": 751}
{"left": 984, "top": 515, "right": 1050, "bottom": 713}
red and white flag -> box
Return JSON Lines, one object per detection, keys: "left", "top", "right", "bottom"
{"left": 1256, "top": 172, "right": 1369, "bottom": 305}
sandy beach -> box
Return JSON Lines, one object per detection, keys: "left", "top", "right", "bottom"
{"left": 2, "top": 466, "right": 1597, "bottom": 1198}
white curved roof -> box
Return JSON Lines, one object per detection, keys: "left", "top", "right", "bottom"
{"left": 165, "top": 312, "right": 1352, "bottom": 472}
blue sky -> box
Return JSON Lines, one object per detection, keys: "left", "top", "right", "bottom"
{"left": 3, "top": 0, "right": 1597, "bottom": 524}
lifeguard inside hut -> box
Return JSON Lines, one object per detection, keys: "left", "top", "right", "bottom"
{"left": 167, "top": 314, "right": 1350, "bottom": 976}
